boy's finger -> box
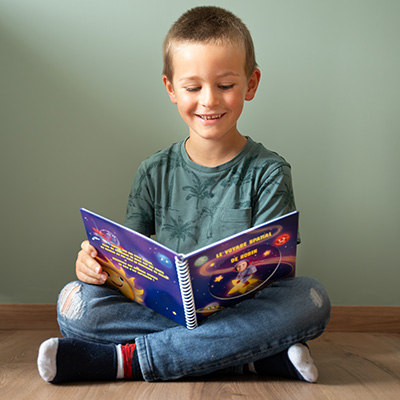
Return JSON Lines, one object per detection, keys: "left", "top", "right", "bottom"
{"left": 77, "top": 260, "right": 108, "bottom": 283}
{"left": 85, "top": 266, "right": 108, "bottom": 282}
{"left": 81, "top": 240, "right": 97, "bottom": 257}
{"left": 80, "top": 253, "right": 103, "bottom": 275}
{"left": 77, "top": 270, "right": 107, "bottom": 285}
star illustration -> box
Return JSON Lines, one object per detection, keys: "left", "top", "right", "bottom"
{"left": 227, "top": 278, "right": 260, "bottom": 295}
{"left": 214, "top": 275, "right": 224, "bottom": 282}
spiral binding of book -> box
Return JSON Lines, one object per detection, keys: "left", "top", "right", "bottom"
{"left": 175, "top": 256, "right": 198, "bottom": 329}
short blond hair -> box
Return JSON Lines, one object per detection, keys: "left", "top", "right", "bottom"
{"left": 163, "top": 6, "right": 257, "bottom": 82}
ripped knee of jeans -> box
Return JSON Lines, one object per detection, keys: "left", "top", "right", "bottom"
{"left": 309, "top": 287, "right": 324, "bottom": 308}
{"left": 58, "top": 282, "right": 85, "bottom": 320}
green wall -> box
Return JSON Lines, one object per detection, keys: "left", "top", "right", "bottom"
{"left": 1, "top": 0, "right": 399, "bottom": 305}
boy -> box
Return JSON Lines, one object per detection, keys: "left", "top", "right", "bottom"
{"left": 38, "top": 6, "right": 330, "bottom": 383}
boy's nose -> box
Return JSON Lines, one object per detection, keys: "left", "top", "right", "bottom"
{"left": 200, "top": 87, "right": 220, "bottom": 108}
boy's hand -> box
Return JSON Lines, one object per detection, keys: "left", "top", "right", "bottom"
{"left": 75, "top": 241, "right": 108, "bottom": 285}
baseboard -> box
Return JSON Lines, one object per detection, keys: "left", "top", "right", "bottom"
{"left": 0, "top": 304, "right": 58, "bottom": 330}
{"left": 327, "top": 306, "right": 400, "bottom": 333}
{"left": 0, "top": 304, "right": 399, "bottom": 332}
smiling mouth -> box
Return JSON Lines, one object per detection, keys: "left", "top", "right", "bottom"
{"left": 196, "top": 113, "right": 225, "bottom": 120}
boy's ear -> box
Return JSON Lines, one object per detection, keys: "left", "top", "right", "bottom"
{"left": 245, "top": 68, "right": 261, "bottom": 101}
{"left": 163, "top": 75, "right": 177, "bottom": 104}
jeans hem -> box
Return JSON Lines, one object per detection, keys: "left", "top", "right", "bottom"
{"left": 136, "top": 323, "right": 328, "bottom": 381}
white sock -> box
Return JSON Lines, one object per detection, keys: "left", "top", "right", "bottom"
{"left": 287, "top": 343, "right": 318, "bottom": 383}
{"left": 37, "top": 338, "right": 59, "bottom": 382}
{"left": 115, "top": 344, "right": 124, "bottom": 379}
{"left": 37, "top": 337, "right": 123, "bottom": 383}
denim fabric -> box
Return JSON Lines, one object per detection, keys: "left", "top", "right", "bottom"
{"left": 57, "top": 276, "right": 330, "bottom": 381}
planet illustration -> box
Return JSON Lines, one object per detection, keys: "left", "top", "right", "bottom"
{"left": 156, "top": 252, "right": 173, "bottom": 268}
{"left": 275, "top": 234, "right": 290, "bottom": 246}
{"left": 194, "top": 255, "right": 209, "bottom": 267}
{"left": 93, "top": 228, "right": 120, "bottom": 247}
{"left": 196, "top": 302, "right": 225, "bottom": 315}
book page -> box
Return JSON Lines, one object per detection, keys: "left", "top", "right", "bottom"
{"left": 186, "top": 212, "right": 298, "bottom": 324}
{"left": 81, "top": 209, "right": 187, "bottom": 326}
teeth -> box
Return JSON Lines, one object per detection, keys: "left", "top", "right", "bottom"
{"left": 199, "top": 114, "right": 223, "bottom": 120}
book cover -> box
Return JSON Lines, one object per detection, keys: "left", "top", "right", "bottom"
{"left": 81, "top": 209, "right": 299, "bottom": 329}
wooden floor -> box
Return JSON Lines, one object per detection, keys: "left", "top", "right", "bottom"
{"left": 1, "top": 328, "right": 399, "bottom": 400}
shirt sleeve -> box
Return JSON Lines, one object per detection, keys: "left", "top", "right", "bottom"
{"left": 124, "top": 162, "right": 155, "bottom": 236}
{"left": 251, "top": 163, "right": 301, "bottom": 243}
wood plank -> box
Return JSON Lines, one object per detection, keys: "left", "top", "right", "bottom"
{"left": 1, "top": 304, "right": 399, "bottom": 332}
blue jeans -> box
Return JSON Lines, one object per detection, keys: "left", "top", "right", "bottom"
{"left": 57, "top": 276, "right": 330, "bottom": 381}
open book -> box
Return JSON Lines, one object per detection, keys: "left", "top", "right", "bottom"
{"left": 81, "top": 208, "right": 299, "bottom": 329}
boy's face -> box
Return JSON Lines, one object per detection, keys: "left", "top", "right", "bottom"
{"left": 163, "top": 42, "right": 260, "bottom": 144}
{"left": 236, "top": 260, "right": 248, "bottom": 272}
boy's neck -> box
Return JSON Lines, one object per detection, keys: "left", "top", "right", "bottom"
{"left": 185, "top": 133, "right": 247, "bottom": 167}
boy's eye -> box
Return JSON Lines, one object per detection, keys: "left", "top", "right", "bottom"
{"left": 219, "top": 84, "right": 235, "bottom": 90}
{"left": 185, "top": 84, "right": 234, "bottom": 92}
{"left": 186, "top": 87, "right": 201, "bottom": 92}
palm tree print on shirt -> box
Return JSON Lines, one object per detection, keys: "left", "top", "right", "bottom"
{"left": 198, "top": 203, "right": 219, "bottom": 239}
{"left": 182, "top": 172, "right": 216, "bottom": 209}
{"left": 162, "top": 215, "right": 197, "bottom": 252}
